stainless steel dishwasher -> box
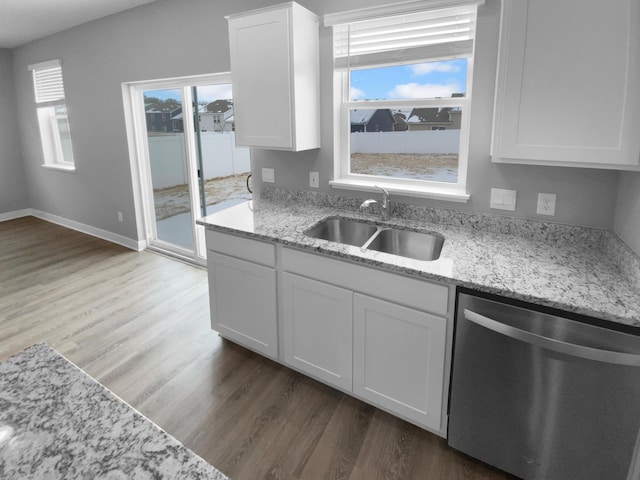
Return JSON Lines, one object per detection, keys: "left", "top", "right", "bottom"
{"left": 448, "top": 290, "right": 640, "bottom": 480}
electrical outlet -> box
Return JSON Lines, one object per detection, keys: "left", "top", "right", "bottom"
{"left": 262, "top": 168, "right": 275, "bottom": 183}
{"left": 309, "top": 171, "right": 319, "bottom": 188}
{"left": 117, "top": 211, "right": 123, "bottom": 222}
{"left": 537, "top": 193, "right": 557, "bottom": 216}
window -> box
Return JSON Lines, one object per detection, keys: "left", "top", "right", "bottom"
{"left": 29, "top": 59, "right": 75, "bottom": 170}
{"left": 326, "top": 1, "right": 482, "bottom": 201}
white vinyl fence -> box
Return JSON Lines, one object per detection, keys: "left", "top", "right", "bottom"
{"left": 350, "top": 129, "right": 460, "bottom": 154}
{"left": 148, "top": 132, "right": 251, "bottom": 189}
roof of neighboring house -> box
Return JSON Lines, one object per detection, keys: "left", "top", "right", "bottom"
{"left": 409, "top": 107, "right": 453, "bottom": 123}
{"left": 392, "top": 109, "right": 412, "bottom": 125}
{"left": 350, "top": 109, "right": 375, "bottom": 125}
{"left": 393, "top": 109, "right": 412, "bottom": 119}
{"left": 351, "top": 108, "right": 395, "bottom": 125}
{"left": 145, "top": 103, "right": 181, "bottom": 114}
{"left": 206, "top": 99, "right": 233, "bottom": 114}
{"left": 413, "top": 108, "right": 449, "bottom": 122}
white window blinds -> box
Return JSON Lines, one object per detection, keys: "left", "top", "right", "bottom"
{"left": 331, "top": 4, "right": 479, "bottom": 70}
{"left": 28, "top": 60, "right": 65, "bottom": 104}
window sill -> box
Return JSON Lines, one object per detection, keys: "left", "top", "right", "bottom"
{"left": 42, "top": 163, "right": 76, "bottom": 173}
{"left": 329, "top": 178, "right": 470, "bottom": 203}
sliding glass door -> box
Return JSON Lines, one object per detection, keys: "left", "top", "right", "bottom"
{"left": 192, "top": 85, "right": 252, "bottom": 217}
{"left": 128, "top": 74, "right": 251, "bottom": 264}
{"left": 144, "top": 88, "right": 195, "bottom": 251}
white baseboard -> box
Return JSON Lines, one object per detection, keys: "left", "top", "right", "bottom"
{"left": 27, "top": 209, "right": 146, "bottom": 251}
{"left": 0, "top": 209, "right": 32, "bottom": 222}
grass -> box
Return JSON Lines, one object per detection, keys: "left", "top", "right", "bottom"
{"left": 152, "top": 174, "right": 251, "bottom": 220}
{"left": 351, "top": 153, "right": 458, "bottom": 182}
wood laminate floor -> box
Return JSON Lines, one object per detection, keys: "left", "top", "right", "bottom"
{"left": 0, "top": 217, "right": 516, "bottom": 480}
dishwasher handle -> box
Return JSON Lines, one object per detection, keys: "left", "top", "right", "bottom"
{"left": 463, "top": 309, "right": 640, "bottom": 367}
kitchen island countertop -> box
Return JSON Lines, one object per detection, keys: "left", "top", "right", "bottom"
{"left": 199, "top": 196, "right": 640, "bottom": 328}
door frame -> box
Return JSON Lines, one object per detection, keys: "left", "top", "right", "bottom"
{"left": 122, "top": 72, "right": 233, "bottom": 266}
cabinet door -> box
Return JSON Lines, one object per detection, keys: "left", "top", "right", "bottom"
{"left": 492, "top": 0, "right": 640, "bottom": 168}
{"left": 353, "top": 294, "right": 446, "bottom": 432}
{"left": 228, "top": 7, "right": 293, "bottom": 149}
{"left": 208, "top": 252, "right": 278, "bottom": 359}
{"left": 281, "top": 273, "right": 353, "bottom": 391}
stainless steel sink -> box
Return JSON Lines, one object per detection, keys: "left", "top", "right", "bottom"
{"left": 304, "top": 217, "right": 444, "bottom": 261}
{"left": 366, "top": 228, "right": 444, "bottom": 261}
{"left": 303, "top": 218, "right": 378, "bottom": 247}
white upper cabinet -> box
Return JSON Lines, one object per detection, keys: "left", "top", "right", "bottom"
{"left": 491, "top": 0, "right": 640, "bottom": 169}
{"left": 227, "top": 2, "right": 320, "bottom": 151}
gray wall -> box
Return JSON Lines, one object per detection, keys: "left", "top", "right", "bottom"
{"left": 0, "top": 48, "right": 28, "bottom": 214}
{"left": 252, "top": 0, "right": 620, "bottom": 229}
{"left": 614, "top": 172, "right": 640, "bottom": 255}
{"left": 9, "top": 0, "right": 628, "bottom": 243}
{"left": 12, "top": 0, "right": 273, "bottom": 239}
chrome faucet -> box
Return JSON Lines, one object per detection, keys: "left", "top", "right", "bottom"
{"left": 360, "top": 185, "right": 392, "bottom": 221}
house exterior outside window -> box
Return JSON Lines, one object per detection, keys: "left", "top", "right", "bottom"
{"left": 29, "top": 59, "right": 76, "bottom": 171}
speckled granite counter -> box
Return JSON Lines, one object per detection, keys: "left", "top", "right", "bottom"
{"left": 198, "top": 191, "right": 640, "bottom": 329}
{"left": 0, "top": 343, "right": 228, "bottom": 480}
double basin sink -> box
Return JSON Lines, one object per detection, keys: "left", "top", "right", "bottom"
{"left": 304, "top": 217, "right": 444, "bottom": 261}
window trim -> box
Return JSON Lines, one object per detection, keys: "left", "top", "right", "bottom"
{"left": 29, "top": 59, "right": 76, "bottom": 172}
{"left": 327, "top": 1, "right": 481, "bottom": 203}
{"left": 324, "top": 0, "right": 484, "bottom": 26}
{"left": 35, "top": 104, "right": 77, "bottom": 171}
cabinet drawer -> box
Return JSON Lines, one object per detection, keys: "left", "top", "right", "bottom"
{"left": 206, "top": 229, "right": 275, "bottom": 267}
{"left": 282, "top": 247, "right": 449, "bottom": 316}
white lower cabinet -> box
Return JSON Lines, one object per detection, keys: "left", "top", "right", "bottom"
{"left": 205, "top": 233, "right": 451, "bottom": 435}
{"left": 207, "top": 239, "right": 278, "bottom": 359}
{"left": 281, "top": 273, "right": 353, "bottom": 390}
{"left": 280, "top": 247, "right": 451, "bottom": 434}
{"left": 353, "top": 294, "right": 447, "bottom": 432}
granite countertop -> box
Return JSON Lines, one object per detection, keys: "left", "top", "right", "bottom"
{"left": 198, "top": 192, "right": 640, "bottom": 329}
{"left": 0, "top": 343, "right": 228, "bottom": 480}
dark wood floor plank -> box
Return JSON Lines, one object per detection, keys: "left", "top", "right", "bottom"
{"left": 0, "top": 216, "right": 516, "bottom": 480}
{"left": 299, "top": 395, "right": 374, "bottom": 480}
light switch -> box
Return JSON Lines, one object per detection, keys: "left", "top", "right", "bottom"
{"left": 490, "top": 188, "right": 517, "bottom": 211}
{"left": 503, "top": 191, "right": 515, "bottom": 205}
{"left": 262, "top": 168, "right": 275, "bottom": 183}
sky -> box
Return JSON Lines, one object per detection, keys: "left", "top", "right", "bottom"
{"left": 145, "top": 59, "right": 467, "bottom": 104}
{"left": 145, "top": 84, "right": 233, "bottom": 103}
{"left": 350, "top": 59, "right": 467, "bottom": 101}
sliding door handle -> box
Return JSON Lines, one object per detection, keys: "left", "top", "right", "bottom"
{"left": 463, "top": 309, "right": 640, "bottom": 366}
